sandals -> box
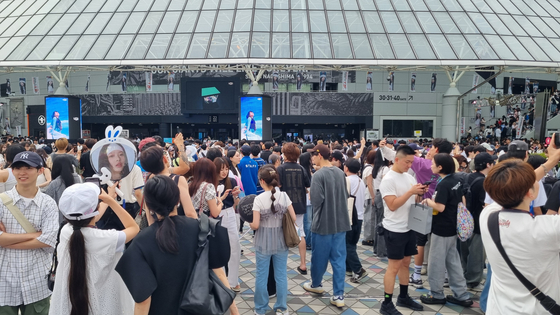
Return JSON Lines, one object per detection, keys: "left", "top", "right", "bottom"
{"left": 297, "top": 266, "right": 308, "bottom": 275}
{"left": 231, "top": 285, "right": 241, "bottom": 292}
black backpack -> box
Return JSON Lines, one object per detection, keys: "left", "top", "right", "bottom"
{"left": 465, "top": 175, "right": 484, "bottom": 212}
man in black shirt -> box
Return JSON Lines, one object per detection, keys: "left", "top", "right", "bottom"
{"left": 80, "top": 138, "right": 97, "bottom": 178}
{"left": 260, "top": 142, "right": 273, "bottom": 163}
{"left": 460, "top": 152, "right": 496, "bottom": 291}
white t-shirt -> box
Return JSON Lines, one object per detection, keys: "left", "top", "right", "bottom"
{"left": 347, "top": 174, "right": 365, "bottom": 220}
{"left": 379, "top": 169, "right": 417, "bottom": 233}
{"left": 49, "top": 225, "right": 132, "bottom": 315}
{"left": 119, "top": 165, "right": 144, "bottom": 204}
{"left": 362, "top": 165, "right": 373, "bottom": 200}
{"left": 480, "top": 203, "right": 560, "bottom": 315}
{"left": 373, "top": 166, "right": 390, "bottom": 191}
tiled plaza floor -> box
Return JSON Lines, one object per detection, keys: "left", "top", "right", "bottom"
{"left": 232, "top": 228, "right": 485, "bottom": 315}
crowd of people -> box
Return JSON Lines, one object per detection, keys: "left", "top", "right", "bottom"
{"left": 0, "top": 131, "right": 559, "bottom": 315}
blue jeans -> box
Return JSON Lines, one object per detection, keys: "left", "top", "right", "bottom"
{"left": 311, "top": 232, "right": 347, "bottom": 296}
{"left": 480, "top": 263, "right": 492, "bottom": 312}
{"left": 254, "top": 250, "right": 289, "bottom": 314}
{"left": 304, "top": 205, "right": 313, "bottom": 247}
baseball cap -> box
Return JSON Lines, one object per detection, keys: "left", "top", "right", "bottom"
{"left": 331, "top": 150, "right": 344, "bottom": 161}
{"left": 59, "top": 183, "right": 101, "bottom": 221}
{"left": 138, "top": 137, "right": 156, "bottom": 151}
{"left": 241, "top": 145, "right": 251, "bottom": 155}
{"left": 312, "top": 144, "right": 330, "bottom": 159}
{"left": 12, "top": 152, "right": 43, "bottom": 168}
{"left": 474, "top": 152, "right": 497, "bottom": 167}
{"left": 408, "top": 143, "right": 422, "bottom": 151}
{"left": 508, "top": 140, "right": 529, "bottom": 151}
{"left": 480, "top": 143, "right": 493, "bottom": 151}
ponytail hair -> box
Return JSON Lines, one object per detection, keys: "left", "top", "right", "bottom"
{"left": 258, "top": 165, "right": 280, "bottom": 213}
{"left": 144, "top": 175, "right": 181, "bottom": 254}
{"left": 68, "top": 220, "right": 91, "bottom": 315}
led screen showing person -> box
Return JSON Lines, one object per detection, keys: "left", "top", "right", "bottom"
{"left": 46, "top": 97, "right": 70, "bottom": 139}
{"left": 240, "top": 97, "right": 263, "bottom": 141}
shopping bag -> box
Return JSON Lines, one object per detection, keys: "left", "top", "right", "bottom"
{"left": 408, "top": 203, "right": 432, "bottom": 235}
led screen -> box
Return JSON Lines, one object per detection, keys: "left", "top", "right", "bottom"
{"left": 46, "top": 97, "right": 69, "bottom": 139}
{"left": 240, "top": 96, "right": 263, "bottom": 141}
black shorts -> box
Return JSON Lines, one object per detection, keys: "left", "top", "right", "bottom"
{"left": 415, "top": 232, "right": 429, "bottom": 247}
{"left": 384, "top": 230, "right": 418, "bottom": 260}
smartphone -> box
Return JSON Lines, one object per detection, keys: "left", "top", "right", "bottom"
{"left": 84, "top": 177, "right": 101, "bottom": 188}
{"left": 555, "top": 132, "right": 560, "bottom": 147}
{"left": 422, "top": 181, "right": 431, "bottom": 186}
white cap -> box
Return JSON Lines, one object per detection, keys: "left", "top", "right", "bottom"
{"left": 59, "top": 183, "right": 101, "bottom": 221}
{"left": 106, "top": 143, "right": 124, "bottom": 155}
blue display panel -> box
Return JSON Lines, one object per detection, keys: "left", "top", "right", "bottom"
{"left": 45, "top": 96, "right": 69, "bottom": 139}
{"left": 240, "top": 96, "right": 263, "bottom": 141}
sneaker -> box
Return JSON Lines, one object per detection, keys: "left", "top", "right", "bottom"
{"left": 379, "top": 301, "right": 403, "bottom": 315}
{"left": 468, "top": 283, "right": 484, "bottom": 292}
{"left": 420, "top": 294, "right": 447, "bottom": 305}
{"left": 269, "top": 293, "right": 277, "bottom": 299}
{"left": 396, "top": 295, "right": 424, "bottom": 311}
{"left": 446, "top": 295, "right": 473, "bottom": 307}
{"left": 362, "top": 239, "right": 374, "bottom": 246}
{"left": 330, "top": 296, "right": 345, "bottom": 308}
{"left": 443, "top": 278, "right": 449, "bottom": 287}
{"left": 350, "top": 268, "right": 368, "bottom": 283}
{"left": 303, "top": 282, "right": 325, "bottom": 294}
{"left": 421, "top": 265, "right": 427, "bottom": 275}
{"left": 346, "top": 270, "right": 353, "bottom": 277}
{"left": 275, "top": 309, "right": 289, "bottom": 315}
{"left": 408, "top": 274, "right": 423, "bottom": 289}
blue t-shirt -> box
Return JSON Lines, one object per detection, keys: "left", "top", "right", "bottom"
{"left": 239, "top": 156, "right": 259, "bottom": 195}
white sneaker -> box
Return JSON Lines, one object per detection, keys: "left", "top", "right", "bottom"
{"left": 275, "top": 309, "right": 289, "bottom": 315}
{"left": 303, "top": 282, "right": 325, "bottom": 294}
{"left": 330, "top": 295, "right": 345, "bottom": 308}
{"left": 469, "top": 283, "right": 485, "bottom": 292}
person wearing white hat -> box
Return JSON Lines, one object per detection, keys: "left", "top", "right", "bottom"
{"left": 49, "top": 182, "right": 139, "bottom": 315}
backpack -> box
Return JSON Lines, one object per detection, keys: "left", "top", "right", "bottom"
{"left": 465, "top": 176, "right": 484, "bottom": 212}
{"left": 457, "top": 202, "right": 475, "bottom": 242}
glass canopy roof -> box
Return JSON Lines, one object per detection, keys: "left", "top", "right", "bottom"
{"left": 1, "top": 0, "right": 560, "bottom": 64}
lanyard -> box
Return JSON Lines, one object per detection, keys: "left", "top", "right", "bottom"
{"left": 435, "top": 174, "right": 450, "bottom": 189}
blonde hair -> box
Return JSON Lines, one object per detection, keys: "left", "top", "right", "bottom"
{"left": 55, "top": 138, "right": 68, "bottom": 151}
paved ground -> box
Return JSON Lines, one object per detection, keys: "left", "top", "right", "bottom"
{"left": 233, "top": 228, "right": 485, "bottom": 315}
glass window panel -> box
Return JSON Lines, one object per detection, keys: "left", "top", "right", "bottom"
{"left": 30, "top": 14, "right": 60, "bottom": 35}
{"left": 388, "top": 34, "right": 414, "bottom": 58}
{"left": 84, "top": 34, "right": 116, "bottom": 59}
{"left": 100, "top": 0, "right": 123, "bottom": 12}
{"left": 375, "top": 0, "right": 394, "bottom": 10}
{"left": 274, "top": 10, "right": 290, "bottom": 32}
{"left": 237, "top": 0, "right": 253, "bottom": 8}
{"left": 0, "top": 38, "right": 8, "bottom": 52}
{"left": 363, "top": 11, "right": 383, "bottom": 32}
{"left": 532, "top": 37, "right": 560, "bottom": 60}
{"left": 2, "top": 16, "right": 30, "bottom": 37}
{"left": 483, "top": 35, "right": 515, "bottom": 59}
{"left": 176, "top": 11, "right": 197, "bottom": 32}
{"left": 152, "top": 0, "right": 171, "bottom": 9}
{"left": 351, "top": 33, "right": 373, "bottom": 58}
{"left": 427, "top": 34, "right": 456, "bottom": 58}
{"left": 467, "top": 13, "right": 495, "bottom": 34}
{"left": 370, "top": 34, "right": 395, "bottom": 58}
{"left": 446, "top": 34, "right": 477, "bottom": 58}
{"left": 331, "top": 33, "right": 353, "bottom": 58}
{"left": 440, "top": 0, "right": 462, "bottom": 10}
{"left": 380, "top": 12, "right": 403, "bottom": 33}
{"left": 509, "top": 0, "right": 536, "bottom": 15}
{"left": 166, "top": 33, "right": 190, "bottom": 58}
{"left": 517, "top": 36, "right": 551, "bottom": 60}
{"left": 102, "top": 13, "right": 129, "bottom": 34}
{"left": 391, "top": 0, "right": 410, "bottom": 10}
{"left": 469, "top": 0, "right": 492, "bottom": 12}
{"left": 207, "top": 33, "right": 230, "bottom": 58}
{"left": 254, "top": 9, "right": 271, "bottom": 32}
{"left": 220, "top": 0, "right": 236, "bottom": 8}
{"left": 457, "top": 0, "right": 478, "bottom": 11}
{"left": 234, "top": 10, "right": 252, "bottom": 31}
{"left": 229, "top": 32, "right": 249, "bottom": 57}
{"left": 433, "top": 12, "right": 460, "bottom": 33}
{"left": 26, "top": 35, "right": 61, "bottom": 60}
{"left": 530, "top": 17, "right": 558, "bottom": 37}
{"left": 214, "top": 10, "right": 233, "bottom": 32}
{"left": 65, "top": 13, "right": 95, "bottom": 35}
{"left": 6, "top": 36, "right": 41, "bottom": 60}
{"left": 45, "top": 35, "right": 79, "bottom": 59}
{"left": 48, "top": 13, "right": 78, "bottom": 35}
{"left": 416, "top": 12, "right": 441, "bottom": 33}
{"left": 256, "top": 0, "right": 271, "bottom": 8}
{"left": 499, "top": 0, "right": 521, "bottom": 14}
{"left": 118, "top": 0, "right": 139, "bottom": 11}
{"left": 465, "top": 34, "right": 498, "bottom": 58}
{"left": 450, "top": 12, "right": 478, "bottom": 33}
{"left": 485, "top": 0, "right": 507, "bottom": 13}
{"left": 194, "top": 11, "right": 216, "bottom": 32}
{"left": 541, "top": 17, "right": 560, "bottom": 37}
{"left": 168, "top": 0, "right": 185, "bottom": 10}
{"left": 145, "top": 33, "right": 172, "bottom": 58}
{"left": 327, "top": 11, "right": 346, "bottom": 32}
{"left": 202, "top": 0, "right": 219, "bottom": 10}
{"left": 398, "top": 12, "right": 421, "bottom": 33}
{"left": 187, "top": 33, "right": 210, "bottom": 58}
{"left": 499, "top": 15, "right": 526, "bottom": 36}
{"left": 157, "top": 11, "right": 180, "bottom": 33}
{"left": 11, "top": 0, "right": 37, "bottom": 16}
{"left": 23, "top": 0, "right": 48, "bottom": 15}
{"left": 548, "top": 0, "right": 560, "bottom": 14}
{"left": 291, "top": 0, "right": 305, "bottom": 9}
{"left": 358, "top": 0, "right": 376, "bottom": 10}
{"left": 271, "top": 32, "right": 290, "bottom": 58}
{"left": 0, "top": 17, "right": 16, "bottom": 35}
{"left": 291, "top": 10, "right": 308, "bottom": 32}
{"left": 0, "top": 2, "right": 12, "bottom": 14}
{"left": 0, "top": 2, "right": 16, "bottom": 17}
{"left": 65, "top": 34, "right": 96, "bottom": 59}
{"left": 125, "top": 34, "right": 153, "bottom": 59}
{"left": 483, "top": 13, "right": 511, "bottom": 35}
{"left": 409, "top": 34, "right": 436, "bottom": 59}
{"left": 547, "top": 38, "right": 560, "bottom": 57}
{"left": 15, "top": 15, "right": 44, "bottom": 36}
{"left": 500, "top": 35, "right": 533, "bottom": 60}
{"left": 84, "top": 13, "right": 112, "bottom": 34}
{"left": 425, "top": 0, "right": 445, "bottom": 11}
{"left": 312, "top": 33, "right": 332, "bottom": 58}
{"left": 139, "top": 11, "right": 164, "bottom": 33}
{"left": 185, "top": 0, "right": 202, "bottom": 9}
{"left": 105, "top": 34, "right": 134, "bottom": 59}
{"left": 274, "top": 0, "right": 289, "bottom": 9}
{"left": 528, "top": 1, "right": 549, "bottom": 16}
{"left": 516, "top": 16, "right": 543, "bottom": 37}
{"left": 50, "top": 0, "right": 74, "bottom": 13}
{"left": 341, "top": 0, "right": 359, "bottom": 9}
{"left": 308, "top": 11, "right": 327, "bottom": 32}
{"left": 134, "top": 0, "right": 154, "bottom": 11}
{"left": 325, "top": 0, "right": 341, "bottom": 10}
{"left": 38, "top": 0, "right": 61, "bottom": 14}
{"left": 292, "top": 32, "right": 310, "bottom": 58}
{"left": 0, "top": 36, "right": 23, "bottom": 60}
{"left": 408, "top": 0, "right": 428, "bottom": 10}
{"left": 250, "top": 32, "right": 270, "bottom": 57}
{"left": 345, "top": 11, "right": 365, "bottom": 32}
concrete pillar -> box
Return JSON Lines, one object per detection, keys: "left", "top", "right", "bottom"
{"left": 442, "top": 85, "right": 461, "bottom": 141}
{"left": 159, "top": 122, "right": 170, "bottom": 138}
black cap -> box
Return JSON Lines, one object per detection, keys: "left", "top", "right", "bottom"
{"left": 474, "top": 152, "right": 497, "bottom": 167}
{"left": 331, "top": 150, "right": 344, "bottom": 162}
{"left": 12, "top": 151, "right": 43, "bottom": 168}
{"left": 508, "top": 140, "right": 528, "bottom": 151}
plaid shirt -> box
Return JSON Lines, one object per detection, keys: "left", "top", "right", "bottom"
{"left": 0, "top": 187, "right": 59, "bottom": 306}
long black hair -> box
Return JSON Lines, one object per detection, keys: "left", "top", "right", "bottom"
{"left": 372, "top": 149, "right": 390, "bottom": 179}
{"left": 226, "top": 149, "right": 240, "bottom": 176}
{"left": 144, "top": 175, "right": 181, "bottom": 254}
{"left": 299, "top": 152, "right": 312, "bottom": 180}
{"left": 68, "top": 219, "right": 92, "bottom": 315}
{"left": 52, "top": 155, "right": 75, "bottom": 188}
{"left": 258, "top": 165, "right": 280, "bottom": 214}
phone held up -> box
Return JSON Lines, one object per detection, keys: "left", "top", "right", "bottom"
{"left": 84, "top": 177, "right": 101, "bottom": 189}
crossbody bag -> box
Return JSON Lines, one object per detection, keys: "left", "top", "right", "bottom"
{"left": 0, "top": 192, "right": 36, "bottom": 233}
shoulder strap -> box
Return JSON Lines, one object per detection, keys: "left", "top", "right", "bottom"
{"left": 488, "top": 211, "right": 560, "bottom": 314}
{"left": 198, "top": 183, "right": 209, "bottom": 210}
{"left": 0, "top": 193, "right": 36, "bottom": 233}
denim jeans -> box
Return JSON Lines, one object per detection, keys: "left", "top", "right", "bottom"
{"left": 254, "top": 250, "right": 289, "bottom": 314}
{"left": 480, "top": 263, "right": 492, "bottom": 312}
{"left": 346, "top": 220, "right": 363, "bottom": 273}
{"left": 311, "top": 232, "right": 346, "bottom": 296}
{"left": 304, "top": 205, "right": 313, "bottom": 247}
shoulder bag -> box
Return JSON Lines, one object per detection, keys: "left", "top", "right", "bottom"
{"left": 0, "top": 193, "right": 36, "bottom": 233}
{"left": 281, "top": 192, "right": 300, "bottom": 248}
{"left": 47, "top": 222, "right": 65, "bottom": 291}
{"left": 488, "top": 210, "right": 560, "bottom": 315}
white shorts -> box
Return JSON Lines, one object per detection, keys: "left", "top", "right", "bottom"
{"left": 295, "top": 214, "right": 305, "bottom": 237}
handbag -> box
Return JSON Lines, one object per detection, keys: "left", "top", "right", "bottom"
{"left": 180, "top": 213, "right": 235, "bottom": 315}
{"left": 457, "top": 202, "right": 474, "bottom": 242}
{"left": 0, "top": 193, "right": 36, "bottom": 233}
{"left": 282, "top": 210, "right": 300, "bottom": 248}
{"left": 488, "top": 210, "right": 560, "bottom": 315}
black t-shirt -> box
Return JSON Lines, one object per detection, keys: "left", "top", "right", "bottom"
{"left": 116, "top": 216, "right": 230, "bottom": 315}
{"left": 544, "top": 180, "right": 560, "bottom": 213}
{"left": 277, "top": 162, "right": 310, "bottom": 215}
{"left": 80, "top": 151, "right": 95, "bottom": 178}
{"left": 465, "top": 172, "right": 486, "bottom": 234}
{"left": 432, "top": 173, "right": 463, "bottom": 237}
{"left": 260, "top": 150, "right": 272, "bottom": 164}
